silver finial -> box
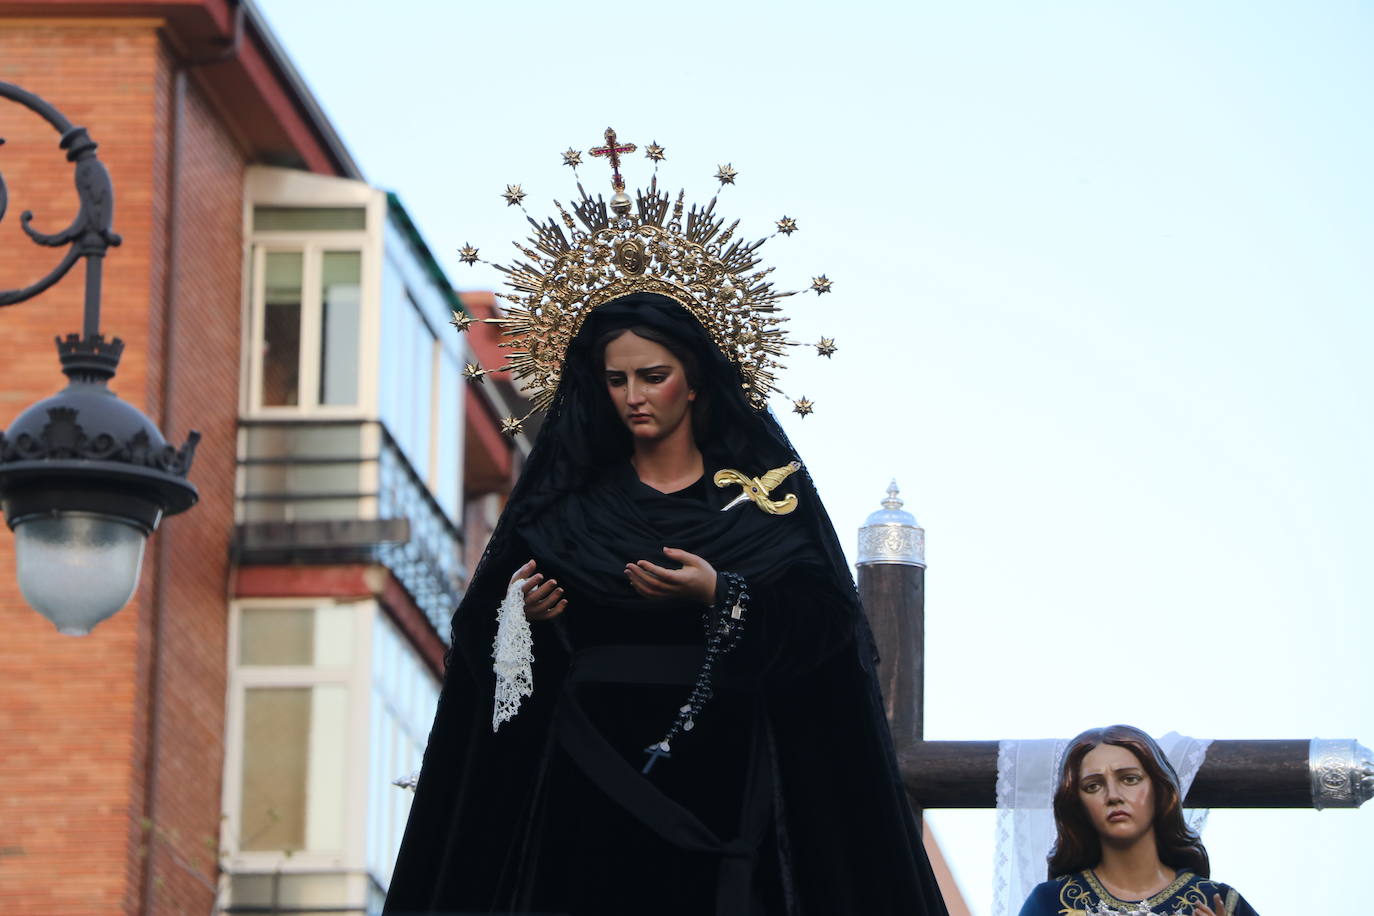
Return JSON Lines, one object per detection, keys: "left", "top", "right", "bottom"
{"left": 883, "top": 479, "right": 902, "bottom": 510}
{"left": 1310, "top": 738, "right": 1374, "bottom": 809}
{"left": 857, "top": 479, "right": 926, "bottom": 567}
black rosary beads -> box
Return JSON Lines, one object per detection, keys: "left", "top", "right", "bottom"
{"left": 641, "top": 571, "right": 750, "bottom": 774}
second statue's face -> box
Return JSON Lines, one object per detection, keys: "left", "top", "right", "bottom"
{"left": 1077, "top": 743, "right": 1156, "bottom": 847}
{"left": 603, "top": 330, "right": 695, "bottom": 443}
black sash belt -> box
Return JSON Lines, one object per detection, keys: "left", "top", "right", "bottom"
{"left": 557, "top": 646, "right": 772, "bottom": 916}
{"left": 567, "top": 644, "right": 708, "bottom": 686}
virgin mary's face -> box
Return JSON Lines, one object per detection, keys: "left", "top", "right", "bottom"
{"left": 1077, "top": 743, "right": 1156, "bottom": 847}
{"left": 603, "top": 331, "right": 695, "bottom": 443}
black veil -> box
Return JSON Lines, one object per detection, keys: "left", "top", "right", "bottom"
{"left": 452, "top": 292, "right": 874, "bottom": 668}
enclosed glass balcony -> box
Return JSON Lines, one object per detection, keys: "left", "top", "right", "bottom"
{"left": 235, "top": 418, "right": 464, "bottom": 640}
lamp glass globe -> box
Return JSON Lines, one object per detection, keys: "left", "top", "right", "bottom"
{"left": 14, "top": 513, "right": 149, "bottom": 635}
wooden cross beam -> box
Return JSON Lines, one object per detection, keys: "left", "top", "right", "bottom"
{"left": 855, "top": 500, "right": 1373, "bottom": 812}
{"left": 898, "top": 739, "right": 1321, "bottom": 808}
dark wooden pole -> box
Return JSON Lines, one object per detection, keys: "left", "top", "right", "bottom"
{"left": 855, "top": 482, "right": 927, "bottom": 749}
{"left": 856, "top": 483, "right": 928, "bottom": 831}
{"left": 900, "top": 739, "right": 1332, "bottom": 808}
{"left": 858, "top": 563, "right": 925, "bottom": 746}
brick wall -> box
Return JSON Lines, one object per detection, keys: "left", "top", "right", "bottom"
{"left": 134, "top": 44, "right": 246, "bottom": 916}
{"left": 0, "top": 20, "right": 245, "bottom": 915}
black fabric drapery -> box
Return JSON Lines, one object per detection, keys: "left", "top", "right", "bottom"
{"left": 383, "top": 294, "right": 948, "bottom": 915}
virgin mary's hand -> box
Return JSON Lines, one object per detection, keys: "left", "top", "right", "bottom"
{"left": 625, "top": 547, "right": 718, "bottom": 605}
{"left": 1191, "top": 894, "right": 1229, "bottom": 916}
{"left": 512, "top": 559, "right": 567, "bottom": 621}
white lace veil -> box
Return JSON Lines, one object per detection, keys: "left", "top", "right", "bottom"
{"left": 991, "top": 732, "right": 1212, "bottom": 916}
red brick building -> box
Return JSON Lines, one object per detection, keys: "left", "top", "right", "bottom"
{"left": 0, "top": 3, "right": 521, "bottom": 913}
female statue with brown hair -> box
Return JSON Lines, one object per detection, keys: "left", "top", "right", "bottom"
{"left": 1018, "top": 725, "right": 1259, "bottom": 916}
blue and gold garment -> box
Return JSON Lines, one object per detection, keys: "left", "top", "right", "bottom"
{"left": 1018, "top": 869, "right": 1258, "bottom": 915}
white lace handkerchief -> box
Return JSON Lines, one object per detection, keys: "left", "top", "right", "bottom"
{"left": 492, "top": 577, "right": 533, "bottom": 731}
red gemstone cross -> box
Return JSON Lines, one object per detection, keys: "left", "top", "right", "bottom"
{"left": 590, "top": 126, "right": 637, "bottom": 192}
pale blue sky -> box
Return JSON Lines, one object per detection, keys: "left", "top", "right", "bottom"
{"left": 255, "top": 0, "right": 1373, "bottom": 909}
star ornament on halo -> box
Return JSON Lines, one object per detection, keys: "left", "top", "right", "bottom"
{"left": 450, "top": 310, "right": 477, "bottom": 333}
{"left": 791, "top": 397, "right": 815, "bottom": 418}
{"left": 714, "top": 163, "right": 738, "bottom": 186}
{"left": 462, "top": 363, "right": 488, "bottom": 383}
{"left": 500, "top": 416, "right": 525, "bottom": 437}
{"left": 502, "top": 184, "right": 527, "bottom": 207}
{"left": 776, "top": 216, "right": 798, "bottom": 236}
{"left": 458, "top": 243, "right": 480, "bottom": 266}
{"left": 810, "top": 275, "right": 833, "bottom": 295}
{"left": 645, "top": 142, "right": 666, "bottom": 162}
{"left": 815, "top": 337, "right": 837, "bottom": 358}
{"left": 562, "top": 148, "right": 582, "bottom": 168}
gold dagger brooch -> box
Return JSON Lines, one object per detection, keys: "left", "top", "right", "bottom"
{"left": 714, "top": 462, "right": 803, "bottom": 515}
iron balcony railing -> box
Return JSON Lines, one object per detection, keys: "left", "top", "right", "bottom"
{"left": 235, "top": 418, "right": 464, "bottom": 640}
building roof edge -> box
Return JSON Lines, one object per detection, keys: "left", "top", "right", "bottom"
{"left": 385, "top": 191, "right": 465, "bottom": 317}
{"left": 240, "top": 0, "right": 363, "bottom": 180}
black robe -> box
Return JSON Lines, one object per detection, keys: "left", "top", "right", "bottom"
{"left": 383, "top": 464, "right": 948, "bottom": 915}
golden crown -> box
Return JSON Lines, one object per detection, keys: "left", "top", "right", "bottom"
{"left": 452, "top": 128, "right": 836, "bottom": 435}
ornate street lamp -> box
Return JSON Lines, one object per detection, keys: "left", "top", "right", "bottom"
{"left": 0, "top": 82, "right": 199, "bottom": 635}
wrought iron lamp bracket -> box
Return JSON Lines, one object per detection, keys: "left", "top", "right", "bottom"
{"left": 0, "top": 81, "right": 122, "bottom": 338}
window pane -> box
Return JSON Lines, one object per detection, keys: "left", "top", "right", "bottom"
{"left": 262, "top": 252, "right": 303, "bottom": 406}
{"left": 240, "top": 606, "right": 354, "bottom": 666}
{"left": 240, "top": 607, "right": 313, "bottom": 665}
{"left": 434, "top": 349, "right": 461, "bottom": 522}
{"left": 245, "top": 423, "right": 363, "bottom": 459}
{"left": 320, "top": 251, "right": 362, "bottom": 405}
{"left": 366, "top": 613, "right": 440, "bottom": 890}
{"left": 240, "top": 426, "right": 365, "bottom": 523}
{"left": 229, "top": 871, "right": 352, "bottom": 911}
{"left": 239, "top": 461, "right": 365, "bottom": 523}
{"left": 254, "top": 206, "right": 366, "bottom": 231}
{"left": 401, "top": 292, "right": 435, "bottom": 480}
{"left": 240, "top": 687, "right": 310, "bottom": 850}
{"left": 239, "top": 685, "right": 348, "bottom": 852}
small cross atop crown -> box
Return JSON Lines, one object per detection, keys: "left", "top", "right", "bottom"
{"left": 590, "top": 127, "right": 636, "bottom": 193}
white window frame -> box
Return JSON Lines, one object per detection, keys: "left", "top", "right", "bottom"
{"left": 246, "top": 240, "right": 367, "bottom": 415}
{"left": 241, "top": 167, "right": 385, "bottom": 422}
{"left": 221, "top": 598, "right": 376, "bottom": 877}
